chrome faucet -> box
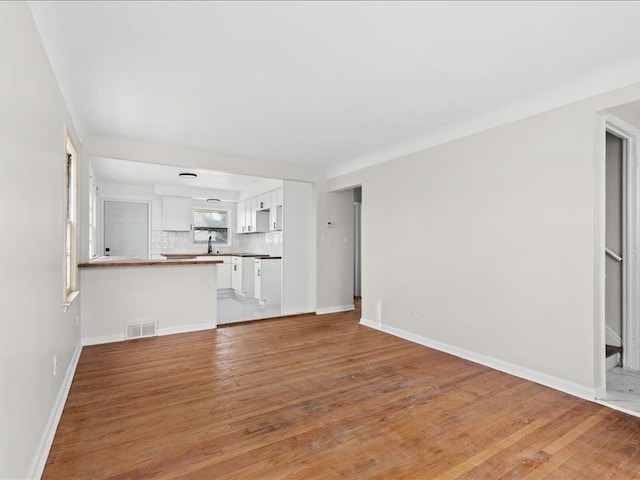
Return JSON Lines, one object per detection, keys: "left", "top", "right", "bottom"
{"left": 207, "top": 235, "right": 213, "bottom": 254}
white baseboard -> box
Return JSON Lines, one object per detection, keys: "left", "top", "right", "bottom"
{"left": 359, "top": 318, "right": 597, "bottom": 402}
{"left": 606, "top": 352, "right": 621, "bottom": 370}
{"left": 316, "top": 304, "right": 355, "bottom": 315}
{"left": 81, "top": 333, "right": 124, "bottom": 346}
{"left": 157, "top": 322, "right": 216, "bottom": 336}
{"left": 605, "top": 325, "right": 622, "bottom": 347}
{"left": 82, "top": 322, "right": 217, "bottom": 346}
{"left": 28, "top": 342, "right": 83, "bottom": 480}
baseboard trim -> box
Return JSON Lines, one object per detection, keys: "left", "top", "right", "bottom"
{"left": 157, "top": 322, "right": 216, "bottom": 336}
{"left": 81, "top": 333, "right": 124, "bottom": 346}
{"left": 28, "top": 342, "right": 82, "bottom": 480}
{"left": 82, "top": 322, "right": 217, "bottom": 346}
{"left": 359, "top": 318, "right": 597, "bottom": 402}
{"left": 316, "top": 304, "right": 355, "bottom": 315}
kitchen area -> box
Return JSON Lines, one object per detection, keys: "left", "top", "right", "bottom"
{"left": 84, "top": 157, "right": 313, "bottom": 338}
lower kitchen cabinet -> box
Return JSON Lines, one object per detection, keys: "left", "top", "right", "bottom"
{"left": 254, "top": 258, "right": 282, "bottom": 305}
{"left": 231, "top": 256, "right": 254, "bottom": 298}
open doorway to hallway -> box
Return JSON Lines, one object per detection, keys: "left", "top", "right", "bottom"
{"left": 354, "top": 186, "right": 362, "bottom": 307}
{"left": 599, "top": 101, "right": 640, "bottom": 414}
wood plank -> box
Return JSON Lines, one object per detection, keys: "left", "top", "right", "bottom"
{"left": 43, "top": 305, "right": 640, "bottom": 479}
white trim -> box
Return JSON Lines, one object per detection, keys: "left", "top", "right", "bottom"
{"left": 327, "top": 55, "right": 640, "bottom": 179}
{"left": 606, "top": 353, "right": 621, "bottom": 370}
{"left": 28, "top": 343, "right": 83, "bottom": 480}
{"left": 359, "top": 318, "right": 597, "bottom": 401}
{"left": 316, "top": 304, "right": 355, "bottom": 315}
{"left": 606, "top": 324, "right": 622, "bottom": 347}
{"left": 157, "top": 322, "right": 216, "bottom": 336}
{"left": 82, "top": 322, "right": 217, "bottom": 346}
{"left": 81, "top": 333, "right": 124, "bottom": 346}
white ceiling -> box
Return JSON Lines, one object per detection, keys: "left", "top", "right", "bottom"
{"left": 30, "top": 1, "right": 640, "bottom": 175}
{"left": 91, "top": 156, "right": 281, "bottom": 197}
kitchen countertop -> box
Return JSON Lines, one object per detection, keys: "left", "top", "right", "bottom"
{"left": 79, "top": 258, "right": 224, "bottom": 268}
{"left": 162, "top": 253, "right": 282, "bottom": 259}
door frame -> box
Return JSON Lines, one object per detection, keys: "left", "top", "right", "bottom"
{"left": 599, "top": 114, "right": 640, "bottom": 385}
{"left": 100, "top": 198, "right": 152, "bottom": 259}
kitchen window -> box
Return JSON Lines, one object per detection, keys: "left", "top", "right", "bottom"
{"left": 193, "top": 208, "right": 230, "bottom": 245}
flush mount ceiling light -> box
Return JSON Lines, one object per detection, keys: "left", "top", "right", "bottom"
{"left": 206, "top": 198, "right": 221, "bottom": 203}
{"left": 178, "top": 172, "right": 197, "bottom": 178}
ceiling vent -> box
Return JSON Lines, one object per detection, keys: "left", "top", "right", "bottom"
{"left": 125, "top": 321, "right": 157, "bottom": 340}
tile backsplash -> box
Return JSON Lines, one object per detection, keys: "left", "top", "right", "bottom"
{"left": 152, "top": 230, "right": 283, "bottom": 257}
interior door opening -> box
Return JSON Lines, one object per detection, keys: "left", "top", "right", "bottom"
{"left": 600, "top": 110, "right": 640, "bottom": 415}
{"left": 605, "top": 132, "right": 625, "bottom": 369}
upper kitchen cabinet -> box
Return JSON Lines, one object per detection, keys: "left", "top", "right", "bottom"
{"left": 236, "top": 199, "right": 257, "bottom": 233}
{"left": 246, "top": 198, "right": 257, "bottom": 232}
{"left": 236, "top": 200, "right": 246, "bottom": 234}
{"left": 255, "top": 193, "right": 272, "bottom": 211}
{"left": 236, "top": 187, "right": 284, "bottom": 233}
{"left": 162, "top": 196, "right": 192, "bottom": 231}
{"left": 270, "top": 188, "right": 283, "bottom": 231}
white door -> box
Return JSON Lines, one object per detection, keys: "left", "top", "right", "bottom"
{"left": 104, "top": 201, "right": 149, "bottom": 259}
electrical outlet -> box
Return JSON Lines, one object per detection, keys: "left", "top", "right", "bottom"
{"left": 53, "top": 355, "right": 57, "bottom": 376}
{"left": 75, "top": 313, "right": 80, "bottom": 327}
{"left": 411, "top": 310, "right": 420, "bottom": 321}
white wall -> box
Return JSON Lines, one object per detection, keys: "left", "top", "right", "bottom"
{"left": 329, "top": 80, "right": 640, "bottom": 396}
{"left": 282, "top": 181, "right": 316, "bottom": 315}
{"left": 0, "top": 3, "right": 82, "bottom": 478}
{"left": 81, "top": 264, "right": 217, "bottom": 342}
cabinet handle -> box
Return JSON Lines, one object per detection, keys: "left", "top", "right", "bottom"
{"left": 258, "top": 269, "right": 261, "bottom": 277}
{"left": 234, "top": 265, "right": 237, "bottom": 271}
{"left": 273, "top": 222, "right": 276, "bottom": 229}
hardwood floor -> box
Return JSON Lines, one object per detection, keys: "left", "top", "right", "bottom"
{"left": 44, "top": 306, "right": 640, "bottom": 479}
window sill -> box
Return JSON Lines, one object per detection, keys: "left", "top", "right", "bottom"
{"left": 63, "top": 290, "right": 80, "bottom": 312}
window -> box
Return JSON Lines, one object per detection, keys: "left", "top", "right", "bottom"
{"left": 65, "top": 134, "right": 78, "bottom": 300}
{"left": 193, "top": 209, "right": 230, "bottom": 245}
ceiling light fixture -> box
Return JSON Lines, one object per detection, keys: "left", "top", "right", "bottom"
{"left": 179, "top": 172, "right": 197, "bottom": 178}
{"left": 206, "top": 198, "right": 221, "bottom": 203}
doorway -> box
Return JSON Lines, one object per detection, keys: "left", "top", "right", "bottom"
{"left": 354, "top": 186, "right": 362, "bottom": 300}
{"left": 103, "top": 200, "right": 149, "bottom": 259}
{"left": 601, "top": 114, "right": 640, "bottom": 413}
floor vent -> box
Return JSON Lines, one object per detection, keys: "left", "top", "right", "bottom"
{"left": 125, "top": 321, "right": 157, "bottom": 340}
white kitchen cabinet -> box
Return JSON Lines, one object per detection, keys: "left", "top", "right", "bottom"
{"left": 236, "top": 199, "right": 257, "bottom": 233}
{"left": 236, "top": 187, "right": 283, "bottom": 234}
{"left": 231, "top": 256, "right": 243, "bottom": 291}
{"left": 246, "top": 198, "right": 257, "bottom": 233}
{"left": 236, "top": 201, "right": 246, "bottom": 234}
{"left": 231, "top": 256, "right": 254, "bottom": 297}
{"left": 256, "top": 193, "right": 271, "bottom": 211}
{"left": 270, "top": 188, "right": 283, "bottom": 231}
{"left": 162, "top": 196, "right": 192, "bottom": 231}
{"left": 216, "top": 257, "right": 231, "bottom": 289}
{"left": 254, "top": 258, "right": 282, "bottom": 305}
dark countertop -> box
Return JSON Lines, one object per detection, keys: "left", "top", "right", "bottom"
{"left": 162, "top": 253, "right": 282, "bottom": 259}
{"left": 79, "top": 258, "right": 224, "bottom": 268}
